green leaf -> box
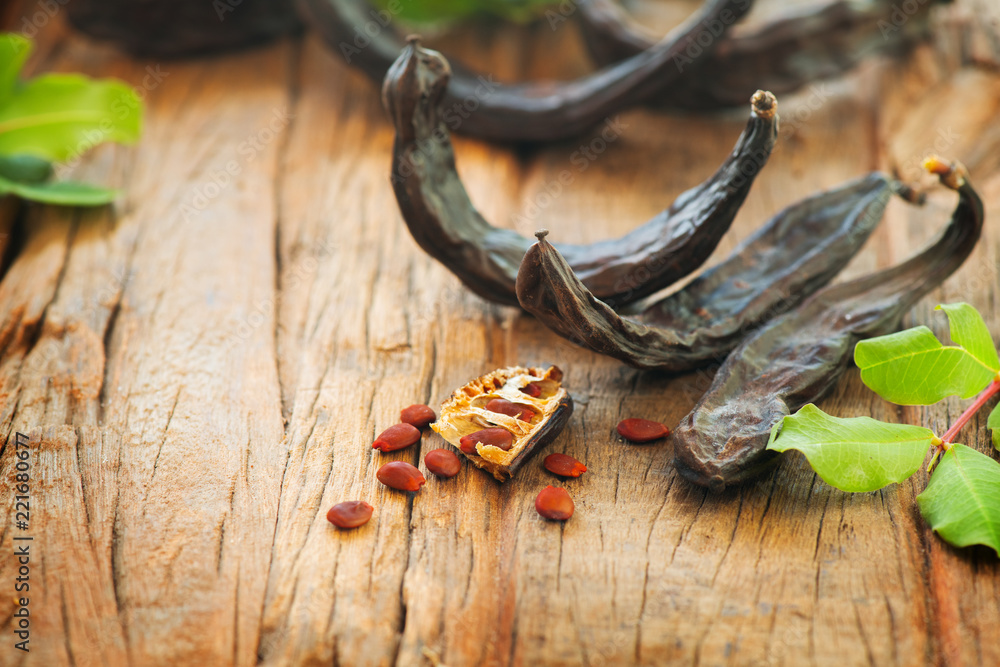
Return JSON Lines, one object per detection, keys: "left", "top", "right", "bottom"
{"left": 0, "top": 33, "right": 31, "bottom": 103}
{"left": 767, "top": 404, "right": 936, "bottom": 492}
{"left": 988, "top": 402, "right": 1000, "bottom": 451}
{"left": 936, "top": 303, "right": 1000, "bottom": 371}
{"left": 0, "top": 174, "right": 117, "bottom": 206}
{"left": 0, "top": 73, "right": 142, "bottom": 161}
{"left": 372, "top": 0, "right": 553, "bottom": 22}
{"left": 0, "top": 153, "right": 52, "bottom": 183}
{"left": 855, "top": 303, "right": 999, "bottom": 405}
{"left": 917, "top": 443, "right": 1000, "bottom": 556}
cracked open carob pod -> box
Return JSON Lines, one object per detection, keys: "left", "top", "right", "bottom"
{"left": 517, "top": 172, "right": 912, "bottom": 371}
{"left": 576, "top": 0, "right": 946, "bottom": 111}
{"left": 672, "top": 157, "right": 985, "bottom": 491}
{"left": 384, "top": 39, "right": 778, "bottom": 308}
{"left": 432, "top": 366, "right": 573, "bottom": 481}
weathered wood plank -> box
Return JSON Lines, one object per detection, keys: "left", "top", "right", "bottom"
{"left": 1, "top": 2, "right": 999, "bottom": 666}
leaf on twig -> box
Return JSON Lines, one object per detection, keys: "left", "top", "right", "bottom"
{"left": 767, "top": 404, "right": 936, "bottom": 492}
{"left": 917, "top": 443, "right": 1000, "bottom": 555}
{"left": 854, "top": 303, "right": 999, "bottom": 405}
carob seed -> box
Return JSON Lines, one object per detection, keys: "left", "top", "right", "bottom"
{"left": 372, "top": 423, "right": 421, "bottom": 452}
{"left": 485, "top": 398, "right": 534, "bottom": 422}
{"left": 400, "top": 404, "right": 436, "bottom": 428}
{"left": 326, "top": 501, "right": 373, "bottom": 529}
{"left": 535, "top": 486, "right": 575, "bottom": 521}
{"left": 459, "top": 428, "right": 514, "bottom": 454}
{"left": 544, "top": 453, "right": 587, "bottom": 477}
{"left": 617, "top": 418, "right": 670, "bottom": 443}
{"left": 376, "top": 461, "right": 426, "bottom": 491}
{"left": 424, "top": 449, "right": 462, "bottom": 478}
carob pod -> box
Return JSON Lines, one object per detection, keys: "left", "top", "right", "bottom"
{"left": 576, "top": 0, "right": 946, "bottom": 111}
{"left": 66, "top": 0, "right": 301, "bottom": 58}
{"left": 304, "top": 0, "right": 754, "bottom": 142}
{"left": 432, "top": 366, "right": 573, "bottom": 482}
{"left": 383, "top": 40, "right": 778, "bottom": 308}
{"left": 516, "top": 173, "right": 904, "bottom": 371}
{"left": 672, "top": 158, "right": 985, "bottom": 492}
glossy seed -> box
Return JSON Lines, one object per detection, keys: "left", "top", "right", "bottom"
{"left": 326, "top": 501, "right": 373, "bottom": 529}
{"left": 424, "top": 448, "right": 462, "bottom": 478}
{"left": 400, "top": 404, "right": 436, "bottom": 428}
{"left": 535, "top": 486, "right": 574, "bottom": 520}
{"left": 459, "top": 427, "right": 514, "bottom": 454}
{"left": 544, "top": 453, "right": 587, "bottom": 477}
{"left": 520, "top": 382, "right": 542, "bottom": 398}
{"left": 485, "top": 398, "right": 534, "bottom": 421}
{"left": 373, "top": 423, "right": 421, "bottom": 452}
{"left": 376, "top": 461, "right": 426, "bottom": 491}
{"left": 617, "top": 418, "right": 670, "bottom": 443}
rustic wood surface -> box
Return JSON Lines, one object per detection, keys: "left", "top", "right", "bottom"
{"left": 2, "top": 2, "right": 999, "bottom": 665}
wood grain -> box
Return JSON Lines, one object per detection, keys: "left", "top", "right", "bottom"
{"left": 1, "top": 2, "right": 999, "bottom": 665}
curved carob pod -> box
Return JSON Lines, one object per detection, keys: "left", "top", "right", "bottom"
{"left": 516, "top": 173, "right": 904, "bottom": 370}
{"left": 301, "top": 0, "right": 755, "bottom": 141}
{"left": 576, "top": 0, "right": 947, "bottom": 110}
{"left": 384, "top": 41, "right": 778, "bottom": 308}
{"left": 671, "top": 158, "right": 985, "bottom": 492}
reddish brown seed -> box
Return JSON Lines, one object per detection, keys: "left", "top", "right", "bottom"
{"left": 520, "top": 382, "right": 542, "bottom": 398}
{"left": 373, "top": 423, "right": 421, "bottom": 452}
{"left": 424, "top": 448, "right": 462, "bottom": 478}
{"left": 616, "top": 418, "right": 670, "bottom": 443}
{"left": 376, "top": 461, "right": 426, "bottom": 491}
{"left": 544, "top": 453, "right": 587, "bottom": 477}
{"left": 535, "top": 486, "right": 574, "bottom": 521}
{"left": 459, "top": 427, "right": 514, "bottom": 454}
{"left": 485, "top": 398, "right": 534, "bottom": 422}
{"left": 326, "top": 501, "right": 373, "bottom": 529}
{"left": 400, "top": 404, "right": 436, "bottom": 428}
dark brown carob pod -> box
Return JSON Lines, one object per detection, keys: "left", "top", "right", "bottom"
{"left": 575, "top": 0, "right": 946, "bottom": 110}
{"left": 384, "top": 40, "right": 778, "bottom": 308}
{"left": 672, "top": 158, "right": 985, "bottom": 492}
{"left": 516, "top": 173, "right": 902, "bottom": 371}
{"left": 432, "top": 366, "right": 573, "bottom": 481}
{"left": 303, "top": 0, "right": 754, "bottom": 142}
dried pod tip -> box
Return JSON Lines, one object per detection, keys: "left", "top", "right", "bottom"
{"left": 923, "top": 155, "right": 967, "bottom": 190}
{"left": 751, "top": 90, "right": 777, "bottom": 120}
{"left": 535, "top": 229, "right": 550, "bottom": 242}
{"left": 406, "top": 34, "right": 422, "bottom": 46}
{"left": 892, "top": 180, "right": 926, "bottom": 206}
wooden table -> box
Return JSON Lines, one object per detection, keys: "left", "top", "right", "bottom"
{"left": 2, "top": 2, "right": 1000, "bottom": 665}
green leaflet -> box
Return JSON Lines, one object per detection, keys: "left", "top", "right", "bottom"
{"left": 988, "top": 403, "right": 1000, "bottom": 451}
{"left": 917, "top": 444, "right": 1000, "bottom": 555}
{"left": 0, "top": 73, "right": 142, "bottom": 161}
{"left": 373, "top": 0, "right": 553, "bottom": 22}
{"left": 0, "top": 34, "right": 31, "bottom": 104}
{"left": 0, "top": 175, "right": 117, "bottom": 206}
{"left": 767, "top": 404, "right": 936, "bottom": 492}
{"left": 855, "top": 303, "right": 999, "bottom": 404}
{"left": 0, "top": 32, "right": 143, "bottom": 206}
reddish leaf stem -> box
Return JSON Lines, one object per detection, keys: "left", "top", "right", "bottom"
{"left": 940, "top": 376, "right": 1000, "bottom": 445}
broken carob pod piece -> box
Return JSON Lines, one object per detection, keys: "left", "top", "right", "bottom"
{"left": 517, "top": 173, "right": 900, "bottom": 371}
{"left": 575, "top": 0, "right": 946, "bottom": 111}
{"left": 384, "top": 41, "right": 778, "bottom": 308}
{"left": 432, "top": 366, "right": 573, "bottom": 481}
{"left": 672, "top": 157, "right": 985, "bottom": 492}
{"left": 307, "top": 0, "right": 755, "bottom": 142}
